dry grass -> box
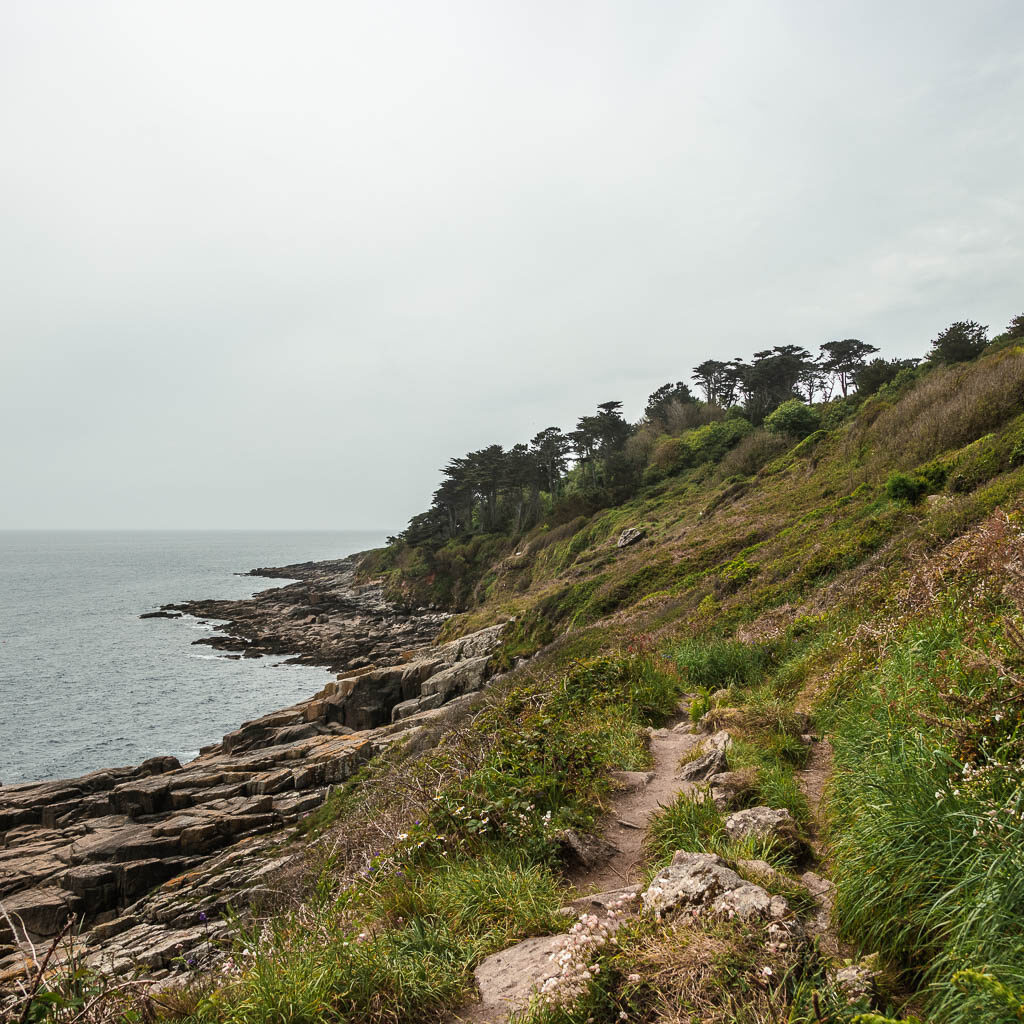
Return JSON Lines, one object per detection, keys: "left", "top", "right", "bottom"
{"left": 851, "top": 350, "right": 1024, "bottom": 471}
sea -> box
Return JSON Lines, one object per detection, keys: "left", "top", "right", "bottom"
{"left": 0, "top": 530, "right": 389, "bottom": 785}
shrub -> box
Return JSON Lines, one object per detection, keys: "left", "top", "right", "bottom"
{"left": 885, "top": 471, "right": 927, "bottom": 503}
{"left": 764, "top": 399, "right": 820, "bottom": 438}
{"left": 644, "top": 419, "right": 753, "bottom": 482}
{"left": 718, "top": 429, "right": 791, "bottom": 477}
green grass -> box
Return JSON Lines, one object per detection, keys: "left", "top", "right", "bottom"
{"left": 826, "top": 603, "right": 1024, "bottom": 1024}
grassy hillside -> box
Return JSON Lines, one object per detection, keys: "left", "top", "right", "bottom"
{"left": 29, "top": 344, "right": 1024, "bottom": 1022}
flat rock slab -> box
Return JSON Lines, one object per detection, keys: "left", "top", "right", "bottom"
{"left": 469, "top": 933, "right": 565, "bottom": 1023}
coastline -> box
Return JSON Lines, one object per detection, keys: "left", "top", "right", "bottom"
{"left": 0, "top": 554, "right": 507, "bottom": 994}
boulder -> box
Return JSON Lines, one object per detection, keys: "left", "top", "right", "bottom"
{"left": 642, "top": 851, "right": 744, "bottom": 917}
{"left": 554, "top": 829, "right": 618, "bottom": 870}
{"left": 617, "top": 527, "right": 646, "bottom": 548}
{"left": 418, "top": 656, "right": 490, "bottom": 700}
{"left": 723, "top": 807, "right": 800, "bottom": 850}
{"left": 831, "top": 960, "right": 878, "bottom": 1003}
{"left": 707, "top": 770, "right": 756, "bottom": 810}
{"left": 678, "top": 748, "right": 728, "bottom": 781}
{"left": 435, "top": 622, "right": 507, "bottom": 663}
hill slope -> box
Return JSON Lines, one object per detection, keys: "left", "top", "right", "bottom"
{"left": 17, "top": 345, "right": 1024, "bottom": 1023}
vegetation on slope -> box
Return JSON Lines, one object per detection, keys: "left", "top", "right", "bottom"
{"left": 20, "top": 323, "right": 1024, "bottom": 1023}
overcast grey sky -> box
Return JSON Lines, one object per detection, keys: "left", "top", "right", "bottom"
{"left": 1, "top": 0, "right": 1022, "bottom": 530}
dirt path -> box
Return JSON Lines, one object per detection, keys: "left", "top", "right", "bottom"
{"left": 456, "top": 715, "right": 700, "bottom": 1023}
{"left": 794, "top": 738, "right": 833, "bottom": 854}
{"left": 573, "top": 720, "right": 701, "bottom": 893}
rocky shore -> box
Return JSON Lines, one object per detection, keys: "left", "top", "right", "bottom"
{"left": 0, "top": 556, "right": 508, "bottom": 995}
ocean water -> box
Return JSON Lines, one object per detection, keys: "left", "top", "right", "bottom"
{"left": 0, "top": 530, "right": 388, "bottom": 785}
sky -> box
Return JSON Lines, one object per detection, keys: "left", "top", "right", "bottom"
{"left": 1, "top": 0, "right": 1022, "bottom": 530}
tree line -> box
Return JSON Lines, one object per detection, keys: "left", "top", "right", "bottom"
{"left": 395, "top": 314, "right": 1023, "bottom": 547}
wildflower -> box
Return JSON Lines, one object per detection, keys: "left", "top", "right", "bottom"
{"left": 199, "top": 911, "right": 208, "bottom": 923}
{"left": 627, "top": 973, "right": 641, "bottom": 984}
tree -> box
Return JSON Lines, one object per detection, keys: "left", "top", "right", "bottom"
{"left": 928, "top": 321, "right": 988, "bottom": 364}
{"left": 692, "top": 360, "right": 729, "bottom": 406}
{"left": 739, "top": 346, "right": 813, "bottom": 424}
{"left": 852, "top": 357, "right": 919, "bottom": 397}
{"left": 645, "top": 382, "right": 694, "bottom": 423}
{"left": 530, "top": 427, "right": 570, "bottom": 499}
{"left": 1005, "top": 313, "right": 1024, "bottom": 340}
{"left": 819, "top": 339, "right": 879, "bottom": 397}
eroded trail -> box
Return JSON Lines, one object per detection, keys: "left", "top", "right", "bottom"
{"left": 573, "top": 720, "right": 701, "bottom": 893}
{"left": 461, "top": 715, "right": 701, "bottom": 1023}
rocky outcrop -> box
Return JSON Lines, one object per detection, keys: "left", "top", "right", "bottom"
{"left": 617, "top": 527, "right": 646, "bottom": 548}
{"left": 2, "top": 563, "right": 512, "bottom": 995}
{"left": 152, "top": 555, "right": 449, "bottom": 674}
{"left": 641, "top": 851, "right": 745, "bottom": 917}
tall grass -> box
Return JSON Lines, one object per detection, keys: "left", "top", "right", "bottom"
{"left": 672, "top": 638, "right": 772, "bottom": 692}
{"left": 827, "top": 611, "right": 1024, "bottom": 1024}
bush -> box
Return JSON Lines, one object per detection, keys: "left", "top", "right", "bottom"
{"left": 885, "top": 471, "right": 928, "bottom": 503}
{"left": 928, "top": 319, "right": 989, "bottom": 364}
{"left": 764, "top": 399, "right": 819, "bottom": 438}
{"left": 718, "top": 430, "right": 791, "bottom": 477}
{"left": 644, "top": 419, "right": 752, "bottom": 482}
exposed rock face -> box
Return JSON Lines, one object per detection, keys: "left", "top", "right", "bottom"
{"left": 154, "top": 555, "right": 449, "bottom": 674}
{"left": 1, "top": 557, "right": 512, "bottom": 994}
{"left": 617, "top": 527, "right": 646, "bottom": 548}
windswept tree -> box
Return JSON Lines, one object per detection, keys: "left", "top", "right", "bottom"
{"left": 693, "top": 360, "right": 727, "bottom": 405}
{"left": 645, "top": 381, "right": 694, "bottom": 423}
{"left": 738, "top": 346, "right": 813, "bottom": 424}
{"left": 530, "top": 427, "right": 570, "bottom": 499}
{"left": 928, "top": 321, "right": 988, "bottom": 364}
{"left": 820, "top": 339, "right": 879, "bottom": 397}
{"left": 1004, "top": 313, "right": 1024, "bottom": 340}
{"left": 852, "top": 357, "right": 918, "bottom": 397}
{"left": 797, "top": 356, "right": 831, "bottom": 404}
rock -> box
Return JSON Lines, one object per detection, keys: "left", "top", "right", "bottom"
{"left": 435, "top": 622, "right": 507, "bottom": 662}
{"left": 723, "top": 807, "right": 804, "bottom": 857}
{"left": 473, "top": 934, "right": 567, "bottom": 1022}
{"left": 610, "top": 771, "right": 655, "bottom": 792}
{"left": 706, "top": 729, "right": 733, "bottom": 752}
{"left": 554, "top": 829, "right": 618, "bottom": 870}
{"left": 561, "top": 885, "right": 641, "bottom": 916}
{"left": 642, "top": 851, "right": 744, "bottom": 917}
{"left": 418, "top": 656, "right": 490, "bottom": 701}
{"left": 678, "top": 748, "right": 728, "bottom": 781}
{"left": 710, "top": 883, "right": 774, "bottom": 921}
{"left": 617, "top": 527, "right": 646, "bottom": 548}
{"left": 767, "top": 918, "right": 808, "bottom": 951}
{"left": 707, "top": 770, "right": 756, "bottom": 810}
{"left": 832, "top": 960, "right": 878, "bottom": 1003}
{"left": 0, "top": 886, "right": 79, "bottom": 940}
{"left": 391, "top": 692, "right": 444, "bottom": 722}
